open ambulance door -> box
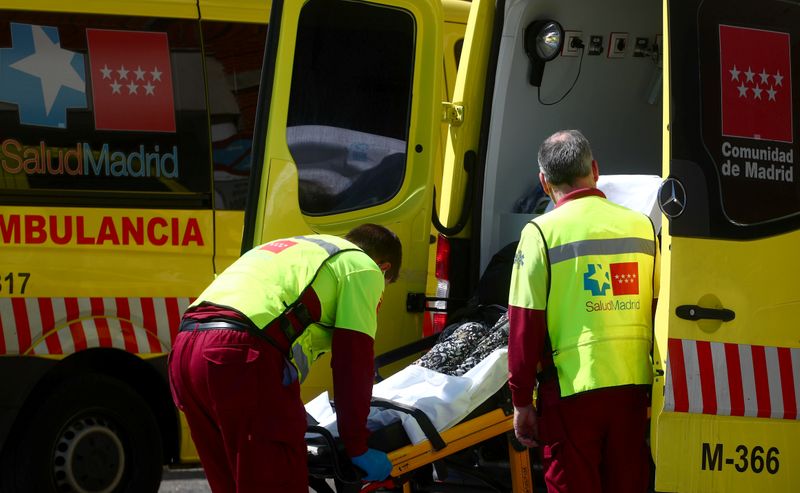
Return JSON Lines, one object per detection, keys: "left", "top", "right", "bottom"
{"left": 437, "top": 0, "right": 495, "bottom": 238}
{"left": 242, "top": 0, "right": 443, "bottom": 400}
{"left": 653, "top": 0, "right": 800, "bottom": 491}
{"left": 427, "top": 0, "right": 495, "bottom": 324}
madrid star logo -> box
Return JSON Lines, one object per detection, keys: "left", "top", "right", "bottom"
{"left": 583, "top": 264, "right": 610, "bottom": 296}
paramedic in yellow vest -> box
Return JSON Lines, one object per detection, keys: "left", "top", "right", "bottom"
{"left": 508, "top": 130, "right": 659, "bottom": 493}
{"left": 168, "top": 224, "right": 401, "bottom": 493}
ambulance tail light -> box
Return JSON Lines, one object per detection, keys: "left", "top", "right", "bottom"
{"left": 431, "top": 234, "right": 451, "bottom": 334}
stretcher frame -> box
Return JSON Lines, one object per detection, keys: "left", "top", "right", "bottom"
{"left": 309, "top": 403, "right": 534, "bottom": 493}
{"left": 308, "top": 310, "right": 535, "bottom": 492}
{"left": 307, "top": 383, "right": 536, "bottom": 493}
{"left": 385, "top": 407, "right": 535, "bottom": 493}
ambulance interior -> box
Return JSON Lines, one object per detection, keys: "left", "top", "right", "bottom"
{"left": 480, "top": 0, "right": 663, "bottom": 272}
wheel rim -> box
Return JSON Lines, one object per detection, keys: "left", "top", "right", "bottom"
{"left": 53, "top": 416, "right": 126, "bottom": 493}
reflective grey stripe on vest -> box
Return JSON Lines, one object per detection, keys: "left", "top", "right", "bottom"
{"left": 296, "top": 236, "right": 341, "bottom": 256}
{"left": 292, "top": 343, "right": 311, "bottom": 383}
{"left": 548, "top": 237, "right": 655, "bottom": 265}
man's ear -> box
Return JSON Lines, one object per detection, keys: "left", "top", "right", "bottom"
{"left": 378, "top": 261, "right": 391, "bottom": 274}
{"left": 539, "top": 172, "right": 552, "bottom": 197}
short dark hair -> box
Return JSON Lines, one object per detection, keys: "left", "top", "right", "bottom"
{"left": 537, "top": 129, "right": 593, "bottom": 185}
{"left": 345, "top": 224, "right": 402, "bottom": 283}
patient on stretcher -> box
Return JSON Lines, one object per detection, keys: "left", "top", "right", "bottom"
{"left": 414, "top": 312, "right": 509, "bottom": 376}
{"left": 306, "top": 311, "right": 510, "bottom": 445}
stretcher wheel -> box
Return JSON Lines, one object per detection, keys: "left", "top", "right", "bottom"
{"left": 0, "top": 373, "right": 163, "bottom": 493}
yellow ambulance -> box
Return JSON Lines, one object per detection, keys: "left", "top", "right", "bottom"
{"left": 0, "top": 1, "right": 270, "bottom": 490}
{"left": 0, "top": 0, "right": 469, "bottom": 491}
{"left": 245, "top": 0, "right": 799, "bottom": 492}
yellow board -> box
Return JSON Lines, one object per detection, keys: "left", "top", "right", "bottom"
{"left": 655, "top": 413, "right": 798, "bottom": 492}
{"left": 0, "top": 206, "right": 213, "bottom": 298}
{"left": 1, "top": 0, "right": 198, "bottom": 18}
{"left": 198, "top": 0, "right": 270, "bottom": 23}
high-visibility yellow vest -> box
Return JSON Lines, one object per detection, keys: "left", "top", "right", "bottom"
{"left": 509, "top": 194, "right": 659, "bottom": 396}
{"left": 191, "top": 235, "right": 384, "bottom": 382}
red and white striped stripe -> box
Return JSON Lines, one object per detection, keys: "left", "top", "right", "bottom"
{"left": 0, "top": 297, "right": 191, "bottom": 356}
{"left": 664, "top": 338, "right": 800, "bottom": 420}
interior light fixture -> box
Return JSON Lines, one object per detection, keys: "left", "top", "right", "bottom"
{"left": 524, "top": 20, "right": 564, "bottom": 87}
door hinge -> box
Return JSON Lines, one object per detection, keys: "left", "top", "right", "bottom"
{"left": 406, "top": 293, "right": 451, "bottom": 313}
{"left": 406, "top": 293, "right": 427, "bottom": 313}
{"left": 441, "top": 101, "right": 464, "bottom": 126}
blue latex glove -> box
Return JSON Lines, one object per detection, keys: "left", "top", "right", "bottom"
{"left": 350, "top": 448, "right": 392, "bottom": 481}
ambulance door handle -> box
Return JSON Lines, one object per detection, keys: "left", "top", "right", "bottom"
{"left": 676, "top": 305, "right": 735, "bottom": 322}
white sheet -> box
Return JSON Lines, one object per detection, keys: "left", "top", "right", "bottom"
{"left": 544, "top": 174, "right": 663, "bottom": 233}
{"left": 306, "top": 347, "right": 509, "bottom": 445}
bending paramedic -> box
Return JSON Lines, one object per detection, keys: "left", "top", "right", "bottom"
{"left": 168, "top": 224, "right": 401, "bottom": 492}
{"left": 508, "top": 130, "right": 659, "bottom": 493}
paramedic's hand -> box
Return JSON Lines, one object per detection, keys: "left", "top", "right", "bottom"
{"left": 514, "top": 404, "right": 539, "bottom": 448}
{"left": 351, "top": 448, "right": 392, "bottom": 481}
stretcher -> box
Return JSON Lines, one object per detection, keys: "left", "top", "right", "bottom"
{"left": 305, "top": 338, "right": 538, "bottom": 493}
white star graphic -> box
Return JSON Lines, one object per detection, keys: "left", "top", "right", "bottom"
{"left": 773, "top": 70, "right": 783, "bottom": 87}
{"left": 758, "top": 69, "right": 770, "bottom": 85}
{"left": 729, "top": 65, "right": 740, "bottom": 81}
{"left": 117, "top": 65, "right": 129, "bottom": 79}
{"left": 134, "top": 66, "right": 146, "bottom": 81}
{"left": 100, "top": 64, "right": 112, "bottom": 79}
{"left": 737, "top": 83, "right": 748, "bottom": 98}
{"left": 8, "top": 25, "right": 85, "bottom": 116}
{"left": 110, "top": 80, "right": 121, "bottom": 94}
{"left": 744, "top": 67, "right": 755, "bottom": 83}
{"left": 151, "top": 67, "right": 162, "bottom": 82}
{"left": 144, "top": 82, "right": 155, "bottom": 95}
{"left": 767, "top": 86, "right": 777, "bottom": 101}
{"left": 127, "top": 81, "right": 139, "bottom": 94}
{"left": 753, "top": 86, "right": 763, "bottom": 99}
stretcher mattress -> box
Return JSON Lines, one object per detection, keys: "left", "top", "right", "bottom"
{"left": 306, "top": 347, "right": 509, "bottom": 444}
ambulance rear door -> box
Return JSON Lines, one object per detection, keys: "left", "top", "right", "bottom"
{"left": 652, "top": 0, "right": 800, "bottom": 491}
{"left": 437, "top": 0, "right": 495, "bottom": 239}
{"left": 242, "top": 0, "right": 443, "bottom": 400}
{"left": 426, "top": 0, "right": 496, "bottom": 321}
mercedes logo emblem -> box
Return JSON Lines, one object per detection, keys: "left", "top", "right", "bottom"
{"left": 658, "top": 178, "right": 687, "bottom": 218}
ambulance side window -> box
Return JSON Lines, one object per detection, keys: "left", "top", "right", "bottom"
{"left": 0, "top": 13, "right": 211, "bottom": 208}
{"left": 285, "top": 0, "right": 415, "bottom": 215}
{"left": 201, "top": 21, "right": 267, "bottom": 211}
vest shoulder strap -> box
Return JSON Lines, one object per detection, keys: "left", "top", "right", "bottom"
{"left": 528, "top": 219, "right": 554, "bottom": 356}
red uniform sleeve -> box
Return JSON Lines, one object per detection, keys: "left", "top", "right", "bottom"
{"left": 508, "top": 305, "right": 548, "bottom": 407}
{"left": 331, "top": 328, "right": 375, "bottom": 457}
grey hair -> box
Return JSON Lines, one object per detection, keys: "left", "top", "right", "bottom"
{"left": 537, "top": 130, "right": 593, "bottom": 185}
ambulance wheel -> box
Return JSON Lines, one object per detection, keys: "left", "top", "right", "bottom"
{"left": 4, "top": 373, "right": 163, "bottom": 493}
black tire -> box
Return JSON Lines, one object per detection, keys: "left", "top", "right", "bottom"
{"left": 3, "top": 373, "right": 162, "bottom": 493}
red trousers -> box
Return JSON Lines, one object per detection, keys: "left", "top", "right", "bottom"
{"left": 168, "top": 327, "right": 308, "bottom": 493}
{"left": 536, "top": 381, "right": 650, "bottom": 493}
